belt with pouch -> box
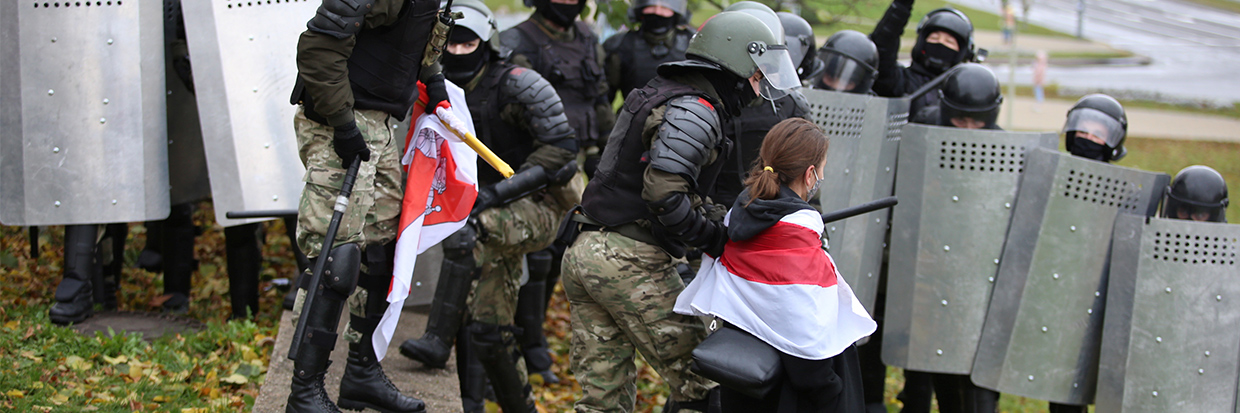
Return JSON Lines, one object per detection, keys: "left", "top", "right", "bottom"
{"left": 569, "top": 210, "right": 660, "bottom": 247}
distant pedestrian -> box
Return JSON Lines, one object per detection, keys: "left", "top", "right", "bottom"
{"left": 1033, "top": 50, "right": 1048, "bottom": 111}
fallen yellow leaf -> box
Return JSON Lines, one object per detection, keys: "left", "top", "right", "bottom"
{"left": 220, "top": 374, "right": 248, "bottom": 385}
{"left": 49, "top": 394, "right": 69, "bottom": 405}
{"left": 3, "top": 320, "right": 18, "bottom": 330}
{"left": 20, "top": 350, "right": 42, "bottom": 363}
{"left": 128, "top": 364, "right": 144, "bottom": 380}
{"left": 6, "top": 389, "right": 24, "bottom": 398}
{"left": 153, "top": 395, "right": 167, "bottom": 403}
{"left": 102, "top": 354, "right": 127, "bottom": 365}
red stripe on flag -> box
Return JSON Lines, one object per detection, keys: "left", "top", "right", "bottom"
{"left": 719, "top": 222, "right": 838, "bottom": 287}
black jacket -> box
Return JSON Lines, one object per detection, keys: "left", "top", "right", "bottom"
{"left": 869, "top": 0, "right": 941, "bottom": 117}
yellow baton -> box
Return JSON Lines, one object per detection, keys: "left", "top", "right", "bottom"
{"left": 435, "top": 106, "right": 514, "bottom": 178}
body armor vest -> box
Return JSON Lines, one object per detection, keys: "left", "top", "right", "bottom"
{"left": 582, "top": 77, "right": 724, "bottom": 227}
{"left": 467, "top": 62, "right": 536, "bottom": 186}
{"left": 613, "top": 29, "right": 693, "bottom": 99}
{"left": 712, "top": 94, "right": 802, "bottom": 208}
{"left": 348, "top": 0, "right": 439, "bottom": 121}
{"left": 510, "top": 20, "right": 604, "bottom": 145}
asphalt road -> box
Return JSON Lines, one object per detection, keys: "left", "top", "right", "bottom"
{"left": 951, "top": 0, "right": 1240, "bottom": 104}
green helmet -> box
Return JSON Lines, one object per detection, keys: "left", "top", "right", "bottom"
{"left": 721, "top": 1, "right": 785, "bottom": 43}
{"left": 687, "top": 11, "right": 800, "bottom": 98}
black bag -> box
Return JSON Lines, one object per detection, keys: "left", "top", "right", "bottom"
{"left": 690, "top": 323, "right": 784, "bottom": 399}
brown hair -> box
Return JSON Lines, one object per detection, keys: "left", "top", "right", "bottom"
{"left": 742, "top": 118, "right": 829, "bottom": 206}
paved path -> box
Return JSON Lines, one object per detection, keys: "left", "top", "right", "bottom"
{"left": 253, "top": 308, "right": 465, "bottom": 413}
{"left": 1001, "top": 95, "right": 1240, "bottom": 142}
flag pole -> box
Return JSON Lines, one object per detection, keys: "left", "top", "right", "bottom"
{"left": 435, "top": 106, "right": 515, "bottom": 178}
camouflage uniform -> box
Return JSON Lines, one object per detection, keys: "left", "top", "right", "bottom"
{"left": 291, "top": 106, "right": 403, "bottom": 343}
{"left": 561, "top": 230, "right": 714, "bottom": 412}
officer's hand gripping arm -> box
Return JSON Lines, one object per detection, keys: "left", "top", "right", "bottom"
{"left": 649, "top": 192, "right": 728, "bottom": 257}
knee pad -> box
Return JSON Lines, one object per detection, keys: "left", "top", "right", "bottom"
{"left": 323, "top": 243, "right": 362, "bottom": 297}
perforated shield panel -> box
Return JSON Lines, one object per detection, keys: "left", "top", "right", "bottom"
{"left": 972, "top": 148, "right": 1170, "bottom": 405}
{"left": 883, "top": 125, "right": 1057, "bottom": 373}
{"left": 1096, "top": 215, "right": 1240, "bottom": 413}
{"left": 181, "top": 0, "right": 315, "bottom": 226}
{"left": 0, "top": 0, "right": 170, "bottom": 225}
{"left": 805, "top": 89, "right": 908, "bottom": 314}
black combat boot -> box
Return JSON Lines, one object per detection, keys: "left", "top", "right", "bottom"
{"left": 225, "top": 223, "right": 262, "bottom": 320}
{"left": 338, "top": 243, "right": 427, "bottom": 413}
{"left": 137, "top": 219, "right": 165, "bottom": 272}
{"left": 50, "top": 225, "right": 100, "bottom": 325}
{"left": 399, "top": 226, "right": 477, "bottom": 368}
{"left": 286, "top": 244, "right": 362, "bottom": 413}
{"left": 516, "top": 249, "right": 557, "bottom": 384}
{"left": 470, "top": 322, "right": 539, "bottom": 413}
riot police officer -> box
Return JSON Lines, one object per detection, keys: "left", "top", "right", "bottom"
{"left": 603, "top": 0, "right": 695, "bottom": 102}
{"left": 560, "top": 11, "right": 801, "bottom": 412}
{"left": 396, "top": 1, "right": 579, "bottom": 411}
{"left": 913, "top": 63, "right": 1003, "bottom": 129}
{"left": 815, "top": 30, "right": 879, "bottom": 93}
{"left": 1063, "top": 94, "right": 1128, "bottom": 163}
{"left": 870, "top": 0, "right": 979, "bottom": 116}
{"left": 1161, "top": 166, "right": 1229, "bottom": 223}
{"left": 778, "top": 12, "right": 824, "bottom": 84}
{"left": 284, "top": 0, "right": 451, "bottom": 409}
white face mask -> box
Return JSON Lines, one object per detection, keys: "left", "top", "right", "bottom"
{"left": 806, "top": 167, "right": 824, "bottom": 200}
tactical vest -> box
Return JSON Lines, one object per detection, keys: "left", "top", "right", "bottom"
{"left": 613, "top": 29, "right": 693, "bottom": 99}
{"left": 582, "top": 77, "right": 725, "bottom": 227}
{"left": 348, "top": 0, "right": 439, "bottom": 121}
{"left": 711, "top": 94, "right": 802, "bottom": 208}
{"left": 510, "top": 20, "right": 604, "bottom": 145}
{"left": 467, "top": 62, "right": 535, "bottom": 186}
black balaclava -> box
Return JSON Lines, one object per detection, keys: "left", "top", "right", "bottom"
{"left": 911, "top": 38, "right": 962, "bottom": 75}
{"left": 641, "top": 13, "right": 676, "bottom": 34}
{"left": 442, "top": 30, "right": 489, "bottom": 85}
{"left": 703, "top": 68, "right": 758, "bottom": 117}
{"left": 1069, "top": 136, "right": 1111, "bottom": 162}
{"left": 541, "top": 1, "right": 584, "bottom": 28}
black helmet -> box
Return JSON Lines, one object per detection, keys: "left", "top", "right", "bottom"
{"left": 1161, "top": 165, "right": 1229, "bottom": 223}
{"left": 814, "top": 30, "right": 878, "bottom": 93}
{"left": 911, "top": 8, "right": 976, "bottom": 74}
{"left": 627, "top": 0, "right": 690, "bottom": 26}
{"left": 1063, "top": 94, "right": 1127, "bottom": 162}
{"left": 777, "top": 12, "right": 821, "bottom": 81}
{"left": 937, "top": 63, "right": 1002, "bottom": 128}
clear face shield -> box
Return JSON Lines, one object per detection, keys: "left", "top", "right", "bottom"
{"left": 817, "top": 50, "right": 876, "bottom": 93}
{"left": 749, "top": 41, "right": 801, "bottom": 101}
{"left": 1062, "top": 108, "right": 1125, "bottom": 148}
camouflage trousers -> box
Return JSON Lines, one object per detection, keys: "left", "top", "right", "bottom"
{"left": 291, "top": 107, "right": 403, "bottom": 343}
{"left": 560, "top": 230, "right": 716, "bottom": 413}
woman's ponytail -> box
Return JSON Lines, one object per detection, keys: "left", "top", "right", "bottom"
{"left": 742, "top": 118, "right": 829, "bottom": 206}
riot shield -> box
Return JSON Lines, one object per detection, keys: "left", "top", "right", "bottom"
{"left": 180, "top": 0, "right": 315, "bottom": 227}
{"left": 972, "top": 148, "right": 1170, "bottom": 405}
{"left": 882, "top": 125, "right": 1057, "bottom": 374}
{"left": 1096, "top": 215, "right": 1240, "bottom": 413}
{"left": 805, "top": 89, "right": 908, "bottom": 314}
{"left": 164, "top": 0, "right": 212, "bottom": 206}
{"left": 0, "top": 0, "right": 170, "bottom": 226}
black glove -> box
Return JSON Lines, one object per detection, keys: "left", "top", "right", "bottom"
{"left": 472, "top": 184, "right": 498, "bottom": 215}
{"left": 649, "top": 193, "right": 728, "bottom": 257}
{"left": 332, "top": 121, "right": 370, "bottom": 167}
{"left": 424, "top": 73, "right": 450, "bottom": 114}
{"left": 895, "top": 0, "right": 914, "bottom": 8}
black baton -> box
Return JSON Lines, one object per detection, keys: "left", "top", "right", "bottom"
{"left": 821, "top": 196, "right": 899, "bottom": 224}
{"left": 288, "top": 157, "right": 362, "bottom": 360}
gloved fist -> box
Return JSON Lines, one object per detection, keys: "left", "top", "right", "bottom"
{"left": 423, "top": 73, "right": 451, "bottom": 114}
{"left": 472, "top": 185, "right": 498, "bottom": 215}
{"left": 332, "top": 121, "right": 371, "bottom": 167}
{"left": 895, "top": 0, "right": 914, "bottom": 8}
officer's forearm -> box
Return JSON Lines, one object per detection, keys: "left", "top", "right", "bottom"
{"left": 296, "top": 31, "right": 358, "bottom": 127}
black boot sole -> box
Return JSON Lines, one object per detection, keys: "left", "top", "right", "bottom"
{"left": 337, "top": 398, "right": 426, "bottom": 413}
{"left": 49, "top": 307, "right": 93, "bottom": 325}
{"left": 398, "top": 341, "right": 449, "bottom": 369}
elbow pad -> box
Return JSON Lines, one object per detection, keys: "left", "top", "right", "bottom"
{"left": 648, "top": 192, "right": 728, "bottom": 257}
{"left": 648, "top": 96, "right": 724, "bottom": 188}
{"left": 505, "top": 68, "right": 578, "bottom": 153}
{"left": 306, "top": 0, "right": 376, "bottom": 39}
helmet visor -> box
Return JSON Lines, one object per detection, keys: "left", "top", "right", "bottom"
{"left": 1163, "top": 195, "right": 1227, "bottom": 223}
{"left": 1062, "top": 107, "right": 1125, "bottom": 148}
{"left": 750, "top": 43, "right": 801, "bottom": 100}
{"left": 817, "top": 50, "right": 876, "bottom": 93}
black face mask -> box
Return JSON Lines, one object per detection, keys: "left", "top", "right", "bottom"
{"left": 641, "top": 13, "right": 676, "bottom": 34}
{"left": 540, "top": 2, "right": 583, "bottom": 28}
{"left": 1069, "top": 136, "right": 1112, "bottom": 162}
{"left": 443, "top": 45, "right": 489, "bottom": 85}
{"left": 914, "top": 42, "right": 959, "bottom": 74}
{"left": 704, "top": 69, "right": 756, "bottom": 117}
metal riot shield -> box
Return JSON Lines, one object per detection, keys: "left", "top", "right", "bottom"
{"left": 0, "top": 0, "right": 170, "bottom": 226}
{"left": 972, "top": 148, "right": 1170, "bottom": 405}
{"left": 164, "top": 0, "right": 211, "bottom": 205}
{"left": 804, "top": 89, "right": 908, "bottom": 314}
{"left": 882, "top": 124, "right": 1057, "bottom": 374}
{"left": 180, "top": 0, "right": 315, "bottom": 227}
{"left": 1096, "top": 215, "right": 1240, "bottom": 413}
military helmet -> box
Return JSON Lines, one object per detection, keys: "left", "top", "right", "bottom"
{"left": 1063, "top": 94, "right": 1128, "bottom": 161}
{"left": 777, "top": 12, "right": 821, "bottom": 81}
{"left": 687, "top": 11, "right": 800, "bottom": 98}
{"left": 815, "top": 30, "right": 878, "bottom": 93}
{"left": 912, "top": 8, "right": 976, "bottom": 73}
{"left": 722, "top": 1, "right": 786, "bottom": 44}
{"left": 444, "top": 0, "right": 499, "bottom": 50}
{"left": 627, "top": 0, "right": 690, "bottom": 24}
{"left": 937, "top": 63, "right": 1002, "bottom": 127}
{"left": 1161, "top": 165, "right": 1229, "bottom": 223}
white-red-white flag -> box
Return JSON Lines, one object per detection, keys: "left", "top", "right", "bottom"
{"left": 373, "top": 82, "right": 478, "bottom": 361}
{"left": 674, "top": 209, "right": 876, "bottom": 360}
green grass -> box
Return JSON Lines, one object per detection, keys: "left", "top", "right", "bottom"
{"left": 1009, "top": 84, "right": 1240, "bottom": 120}
{"left": 1116, "top": 138, "right": 1240, "bottom": 225}
{"left": 1178, "top": 0, "right": 1240, "bottom": 13}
